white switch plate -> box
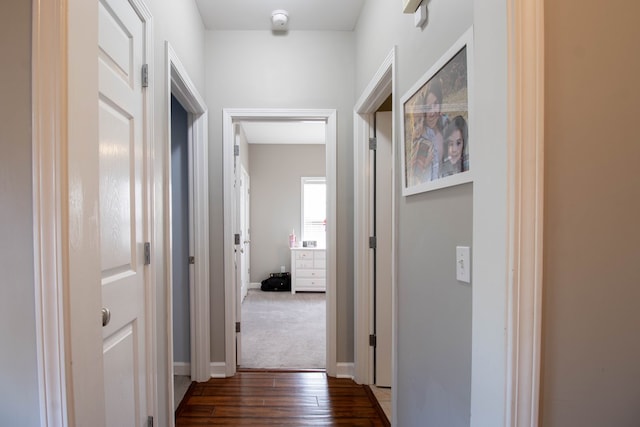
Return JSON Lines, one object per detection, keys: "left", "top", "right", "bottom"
{"left": 456, "top": 246, "right": 471, "bottom": 283}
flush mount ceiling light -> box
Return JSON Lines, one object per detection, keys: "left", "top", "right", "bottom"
{"left": 271, "top": 9, "right": 289, "bottom": 31}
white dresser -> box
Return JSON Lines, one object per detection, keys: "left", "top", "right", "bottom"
{"left": 290, "top": 248, "right": 326, "bottom": 293}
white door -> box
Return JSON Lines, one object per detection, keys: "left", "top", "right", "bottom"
{"left": 233, "top": 131, "right": 243, "bottom": 364}
{"left": 99, "top": 0, "right": 149, "bottom": 424}
{"left": 240, "top": 166, "right": 251, "bottom": 301}
{"left": 375, "top": 111, "right": 393, "bottom": 387}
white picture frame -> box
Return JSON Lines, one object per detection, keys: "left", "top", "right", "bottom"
{"left": 400, "top": 27, "right": 475, "bottom": 196}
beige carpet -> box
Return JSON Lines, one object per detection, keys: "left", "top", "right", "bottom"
{"left": 240, "top": 289, "right": 326, "bottom": 369}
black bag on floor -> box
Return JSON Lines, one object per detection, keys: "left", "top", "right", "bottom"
{"left": 261, "top": 272, "right": 291, "bottom": 292}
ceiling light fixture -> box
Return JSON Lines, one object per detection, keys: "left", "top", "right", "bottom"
{"left": 271, "top": 9, "right": 289, "bottom": 31}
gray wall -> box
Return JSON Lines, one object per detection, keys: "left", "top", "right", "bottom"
{"left": 171, "top": 96, "right": 190, "bottom": 364}
{"left": 0, "top": 1, "right": 41, "bottom": 425}
{"left": 248, "top": 144, "right": 326, "bottom": 282}
{"left": 205, "top": 30, "right": 356, "bottom": 362}
{"left": 541, "top": 0, "right": 640, "bottom": 425}
{"left": 355, "top": 0, "right": 474, "bottom": 425}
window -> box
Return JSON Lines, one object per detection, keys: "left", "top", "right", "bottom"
{"left": 301, "top": 177, "right": 326, "bottom": 248}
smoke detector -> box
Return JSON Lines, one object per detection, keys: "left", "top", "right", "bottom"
{"left": 271, "top": 9, "right": 289, "bottom": 31}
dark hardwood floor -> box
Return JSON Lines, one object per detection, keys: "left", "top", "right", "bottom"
{"left": 175, "top": 370, "right": 390, "bottom": 426}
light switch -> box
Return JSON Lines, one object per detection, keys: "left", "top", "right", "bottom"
{"left": 456, "top": 246, "right": 471, "bottom": 283}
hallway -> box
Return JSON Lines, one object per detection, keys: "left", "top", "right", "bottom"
{"left": 175, "top": 371, "right": 389, "bottom": 425}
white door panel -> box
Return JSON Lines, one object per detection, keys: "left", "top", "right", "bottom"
{"left": 99, "top": 0, "right": 147, "bottom": 425}
{"left": 240, "top": 166, "right": 250, "bottom": 301}
{"left": 103, "top": 324, "right": 138, "bottom": 426}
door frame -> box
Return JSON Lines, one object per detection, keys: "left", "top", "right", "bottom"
{"left": 353, "top": 47, "right": 396, "bottom": 391}
{"left": 504, "top": 0, "right": 545, "bottom": 425}
{"left": 222, "top": 108, "right": 337, "bottom": 377}
{"left": 32, "top": 0, "right": 69, "bottom": 424}
{"left": 164, "top": 41, "right": 210, "bottom": 419}
{"left": 32, "top": 0, "right": 156, "bottom": 425}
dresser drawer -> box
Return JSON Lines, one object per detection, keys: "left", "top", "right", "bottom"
{"left": 296, "top": 278, "right": 326, "bottom": 291}
{"left": 295, "top": 250, "right": 314, "bottom": 260}
{"left": 314, "top": 250, "right": 326, "bottom": 260}
{"left": 297, "top": 268, "right": 326, "bottom": 279}
{"left": 295, "top": 259, "right": 314, "bottom": 269}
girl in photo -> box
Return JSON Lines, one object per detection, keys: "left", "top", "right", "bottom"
{"left": 440, "top": 115, "right": 468, "bottom": 177}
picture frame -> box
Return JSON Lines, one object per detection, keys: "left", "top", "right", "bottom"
{"left": 400, "top": 27, "right": 474, "bottom": 196}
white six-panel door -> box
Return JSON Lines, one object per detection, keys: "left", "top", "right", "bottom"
{"left": 98, "top": 0, "right": 148, "bottom": 424}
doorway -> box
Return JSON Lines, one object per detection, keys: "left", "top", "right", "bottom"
{"left": 372, "top": 108, "right": 393, "bottom": 387}
{"left": 234, "top": 123, "right": 327, "bottom": 369}
{"left": 170, "top": 94, "right": 192, "bottom": 407}
{"left": 354, "top": 48, "right": 396, "bottom": 421}
{"left": 223, "top": 109, "right": 338, "bottom": 377}
{"left": 165, "top": 43, "right": 210, "bottom": 423}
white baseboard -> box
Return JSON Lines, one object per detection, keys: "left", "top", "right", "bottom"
{"left": 210, "top": 362, "right": 227, "bottom": 378}
{"left": 249, "top": 282, "right": 261, "bottom": 289}
{"left": 336, "top": 363, "right": 355, "bottom": 379}
{"left": 173, "top": 362, "right": 191, "bottom": 376}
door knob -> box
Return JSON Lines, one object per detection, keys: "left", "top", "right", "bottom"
{"left": 102, "top": 308, "right": 111, "bottom": 327}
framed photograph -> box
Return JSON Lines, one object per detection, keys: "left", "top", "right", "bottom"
{"left": 400, "top": 27, "right": 474, "bottom": 196}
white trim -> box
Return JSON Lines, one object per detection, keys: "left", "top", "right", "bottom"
{"left": 135, "top": 2, "right": 157, "bottom": 425}
{"left": 210, "top": 362, "right": 227, "bottom": 378}
{"left": 223, "top": 109, "right": 338, "bottom": 377}
{"left": 335, "top": 363, "right": 355, "bottom": 380}
{"left": 249, "top": 282, "right": 261, "bottom": 290}
{"left": 32, "top": 0, "right": 68, "bottom": 424}
{"left": 506, "top": 0, "right": 544, "bottom": 425}
{"left": 353, "top": 48, "right": 396, "bottom": 393}
{"left": 173, "top": 362, "right": 191, "bottom": 376}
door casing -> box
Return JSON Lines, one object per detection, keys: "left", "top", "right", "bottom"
{"left": 164, "top": 41, "right": 210, "bottom": 426}
{"left": 353, "top": 48, "right": 396, "bottom": 393}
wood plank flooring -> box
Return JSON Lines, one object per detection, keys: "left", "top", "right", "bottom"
{"left": 176, "top": 371, "right": 390, "bottom": 426}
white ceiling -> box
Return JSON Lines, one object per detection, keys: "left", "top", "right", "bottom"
{"left": 239, "top": 121, "right": 326, "bottom": 145}
{"left": 195, "top": 0, "right": 366, "bottom": 31}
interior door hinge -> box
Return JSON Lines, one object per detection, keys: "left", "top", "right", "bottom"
{"left": 369, "top": 334, "right": 377, "bottom": 347}
{"left": 147, "top": 415, "right": 153, "bottom": 427}
{"left": 369, "top": 236, "right": 377, "bottom": 249}
{"left": 188, "top": 256, "right": 195, "bottom": 265}
{"left": 234, "top": 145, "right": 240, "bottom": 156}
{"left": 236, "top": 322, "right": 241, "bottom": 333}
{"left": 141, "top": 64, "right": 149, "bottom": 88}
{"left": 144, "top": 242, "right": 151, "bottom": 265}
{"left": 234, "top": 233, "right": 241, "bottom": 245}
{"left": 369, "top": 137, "right": 377, "bottom": 150}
